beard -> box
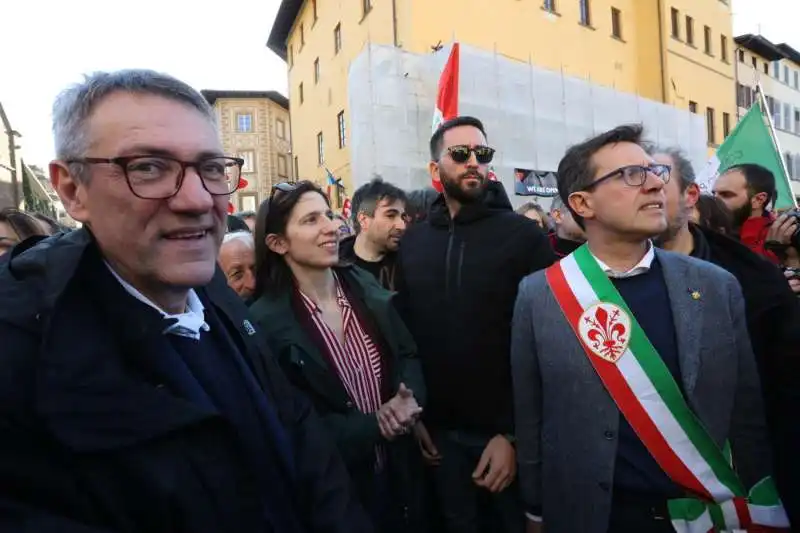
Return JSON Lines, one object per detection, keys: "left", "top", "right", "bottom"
{"left": 440, "top": 167, "right": 487, "bottom": 205}
{"left": 731, "top": 202, "right": 753, "bottom": 229}
{"left": 655, "top": 204, "right": 690, "bottom": 246}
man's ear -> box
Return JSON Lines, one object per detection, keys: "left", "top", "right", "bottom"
{"left": 357, "top": 211, "right": 369, "bottom": 232}
{"left": 429, "top": 160, "right": 441, "bottom": 185}
{"left": 568, "top": 192, "right": 594, "bottom": 223}
{"left": 50, "top": 161, "right": 90, "bottom": 224}
{"left": 685, "top": 183, "right": 701, "bottom": 209}
{"left": 751, "top": 191, "right": 769, "bottom": 211}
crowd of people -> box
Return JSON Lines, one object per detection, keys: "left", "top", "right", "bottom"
{"left": 0, "top": 68, "right": 798, "bottom": 533}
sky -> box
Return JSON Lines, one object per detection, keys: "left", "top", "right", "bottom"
{"left": 1, "top": 0, "right": 798, "bottom": 167}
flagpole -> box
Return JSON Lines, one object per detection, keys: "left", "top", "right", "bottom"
{"left": 755, "top": 83, "right": 798, "bottom": 208}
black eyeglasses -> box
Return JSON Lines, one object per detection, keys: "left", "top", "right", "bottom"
{"left": 582, "top": 164, "right": 671, "bottom": 192}
{"left": 68, "top": 155, "right": 244, "bottom": 199}
{"left": 444, "top": 145, "right": 496, "bottom": 164}
{"left": 264, "top": 182, "right": 298, "bottom": 232}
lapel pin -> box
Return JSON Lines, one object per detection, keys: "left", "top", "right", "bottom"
{"left": 690, "top": 290, "right": 701, "bottom": 301}
{"left": 242, "top": 319, "right": 256, "bottom": 336}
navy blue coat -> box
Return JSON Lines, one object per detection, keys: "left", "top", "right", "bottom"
{"left": 0, "top": 229, "right": 372, "bottom": 533}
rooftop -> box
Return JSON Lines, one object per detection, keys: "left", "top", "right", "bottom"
{"left": 266, "top": 0, "right": 302, "bottom": 60}
{"left": 734, "top": 34, "right": 790, "bottom": 62}
{"left": 200, "top": 90, "right": 289, "bottom": 110}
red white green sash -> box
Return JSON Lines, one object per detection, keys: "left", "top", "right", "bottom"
{"left": 545, "top": 244, "right": 789, "bottom": 532}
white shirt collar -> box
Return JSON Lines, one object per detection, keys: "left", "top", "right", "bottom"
{"left": 589, "top": 241, "right": 655, "bottom": 279}
{"left": 105, "top": 262, "right": 210, "bottom": 340}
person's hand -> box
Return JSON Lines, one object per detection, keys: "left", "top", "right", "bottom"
{"left": 766, "top": 214, "right": 798, "bottom": 246}
{"left": 472, "top": 434, "right": 516, "bottom": 493}
{"left": 785, "top": 269, "right": 800, "bottom": 295}
{"left": 376, "top": 383, "right": 422, "bottom": 440}
{"left": 413, "top": 422, "right": 442, "bottom": 466}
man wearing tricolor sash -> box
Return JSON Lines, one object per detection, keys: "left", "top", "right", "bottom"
{"left": 510, "top": 125, "right": 786, "bottom": 533}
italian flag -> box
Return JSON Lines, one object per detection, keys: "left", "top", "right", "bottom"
{"left": 431, "top": 43, "right": 459, "bottom": 193}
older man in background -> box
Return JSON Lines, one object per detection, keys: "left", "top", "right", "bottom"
{"left": 218, "top": 230, "right": 257, "bottom": 300}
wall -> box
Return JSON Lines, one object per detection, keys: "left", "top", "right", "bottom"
{"left": 286, "top": 0, "right": 397, "bottom": 196}
{"left": 662, "top": 0, "right": 736, "bottom": 149}
{"left": 403, "top": 0, "right": 643, "bottom": 96}
{"left": 348, "top": 43, "right": 709, "bottom": 206}
{"left": 214, "top": 98, "right": 291, "bottom": 211}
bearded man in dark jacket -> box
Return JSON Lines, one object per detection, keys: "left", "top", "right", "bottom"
{"left": 396, "top": 116, "right": 556, "bottom": 533}
{"left": 654, "top": 147, "right": 800, "bottom": 529}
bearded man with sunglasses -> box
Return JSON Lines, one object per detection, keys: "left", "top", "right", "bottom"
{"left": 511, "top": 125, "right": 782, "bottom": 533}
{"left": 395, "top": 116, "right": 556, "bottom": 533}
{"left": 0, "top": 70, "right": 370, "bottom": 533}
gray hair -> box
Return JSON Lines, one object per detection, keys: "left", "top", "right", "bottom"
{"left": 52, "top": 69, "right": 217, "bottom": 182}
{"left": 222, "top": 230, "right": 254, "bottom": 248}
{"left": 647, "top": 146, "right": 696, "bottom": 191}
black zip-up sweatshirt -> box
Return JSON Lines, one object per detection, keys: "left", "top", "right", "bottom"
{"left": 396, "top": 182, "right": 556, "bottom": 435}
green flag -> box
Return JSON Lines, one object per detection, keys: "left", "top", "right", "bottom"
{"left": 697, "top": 101, "right": 797, "bottom": 209}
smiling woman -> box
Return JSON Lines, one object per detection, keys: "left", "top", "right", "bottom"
{"left": 249, "top": 180, "right": 429, "bottom": 530}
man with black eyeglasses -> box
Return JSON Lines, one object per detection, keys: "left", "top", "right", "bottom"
{"left": 0, "top": 70, "right": 370, "bottom": 533}
{"left": 511, "top": 125, "right": 781, "bottom": 533}
{"left": 395, "top": 116, "right": 555, "bottom": 533}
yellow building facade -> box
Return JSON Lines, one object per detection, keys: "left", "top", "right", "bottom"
{"left": 268, "top": 0, "right": 736, "bottom": 192}
{"left": 201, "top": 90, "right": 293, "bottom": 213}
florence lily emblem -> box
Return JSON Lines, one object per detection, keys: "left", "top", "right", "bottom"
{"left": 578, "top": 302, "right": 631, "bottom": 363}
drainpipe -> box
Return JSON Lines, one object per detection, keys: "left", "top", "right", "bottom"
{"left": 7, "top": 131, "right": 19, "bottom": 207}
{"left": 391, "top": 0, "right": 399, "bottom": 47}
{"left": 734, "top": 47, "right": 741, "bottom": 120}
{"left": 656, "top": 0, "right": 668, "bottom": 103}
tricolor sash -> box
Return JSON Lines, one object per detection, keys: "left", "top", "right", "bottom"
{"left": 545, "top": 245, "right": 789, "bottom": 532}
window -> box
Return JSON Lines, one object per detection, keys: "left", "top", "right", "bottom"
{"left": 706, "top": 107, "right": 716, "bottom": 145}
{"left": 277, "top": 154, "right": 288, "bottom": 178}
{"left": 543, "top": 0, "right": 556, "bottom": 13}
{"left": 288, "top": 45, "right": 294, "bottom": 67}
{"left": 738, "top": 49, "right": 744, "bottom": 62}
{"left": 703, "top": 26, "right": 712, "bottom": 55}
{"left": 685, "top": 16, "right": 694, "bottom": 45}
{"left": 311, "top": 0, "right": 318, "bottom": 23}
{"left": 294, "top": 156, "right": 299, "bottom": 179}
{"left": 362, "top": 0, "right": 373, "bottom": 16}
{"left": 314, "top": 58, "right": 320, "bottom": 84}
{"left": 722, "top": 112, "right": 731, "bottom": 138}
{"left": 276, "top": 118, "right": 286, "bottom": 139}
{"left": 784, "top": 102, "right": 792, "bottom": 132}
{"left": 689, "top": 101, "right": 697, "bottom": 113}
{"left": 317, "top": 132, "right": 325, "bottom": 165}
{"left": 752, "top": 56, "right": 757, "bottom": 69}
{"left": 720, "top": 35, "right": 728, "bottom": 62}
{"left": 334, "top": 23, "right": 342, "bottom": 54}
{"left": 236, "top": 113, "right": 253, "bottom": 133}
{"left": 611, "top": 7, "right": 622, "bottom": 39}
{"left": 773, "top": 61, "right": 780, "bottom": 78}
{"left": 299, "top": 24, "right": 305, "bottom": 49}
{"left": 795, "top": 71, "right": 799, "bottom": 89}
{"left": 238, "top": 151, "right": 255, "bottom": 173}
{"left": 769, "top": 97, "right": 781, "bottom": 128}
{"left": 784, "top": 65, "right": 790, "bottom": 84}
{"left": 579, "top": 0, "right": 591, "bottom": 26}
{"left": 337, "top": 111, "right": 346, "bottom": 148}
{"left": 299, "top": 83, "right": 304, "bottom": 104}
{"left": 670, "top": 8, "right": 679, "bottom": 39}
{"left": 795, "top": 109, "right": 800, "bottom": 132}
{"left": 737, "top": 83, "right": 753, "bottom": 108}
{"left": 785, "top": 153, "right": 793, "bottom": 179}
{"left": 239, "top": 193, "right": 257, "bottom": 213}
{"left": 764, "top": 62, "right": 769, "bottom": 75}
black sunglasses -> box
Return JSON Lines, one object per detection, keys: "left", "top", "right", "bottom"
{"left": 582, "top": 164, "right": 671, "bottom": 192}
{"left": 444, "top": 145, "right": 496, "bottom": 164}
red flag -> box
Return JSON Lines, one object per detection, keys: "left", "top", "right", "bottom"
{"left": 341, "top": 198, "right": 352, "bottom": 220}
{"left": 431, "top": 43, "right": 460, "bottom": 193}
